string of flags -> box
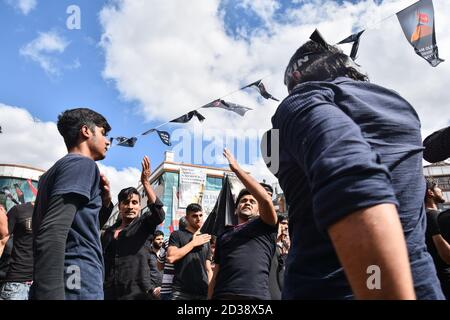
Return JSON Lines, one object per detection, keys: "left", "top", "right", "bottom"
{"left": 111, "top": 78, "right": 279, "bottom": 148}
{"left": 112, "top": 0, "right": 443, "bottom": 149}
{"left": 337, "top": 0, "right": 443, "bottom": 66}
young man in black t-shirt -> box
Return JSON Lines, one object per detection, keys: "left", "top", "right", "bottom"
{"left": 0, "top": 202, "right": 34, "bottom": 300}
{"left": 167, "top": 204, "right": 212, "bottom": 300}
{"left": 425, "top": 179, "right": 450, "bottom": 299}
{"left": 208, "top": 149, "right": 278, "bottom": 300}
{"left": 31, "top": 108, "right": 114, "bottom": 300}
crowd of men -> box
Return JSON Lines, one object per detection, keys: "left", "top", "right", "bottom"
{"left": 0, "top": 31, "right": 450, "bottom": 300}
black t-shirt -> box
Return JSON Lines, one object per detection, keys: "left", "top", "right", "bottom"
{"left": 6, "top": 202, "right": 34, "bottom": 282}
{"left": 426, "top": 209, "right": 450, "bottom": 297}
{"left": 213, "top": 218, "right": 277, "bottom": 300}
{"left": 169, "top": 229, "right": 211, "bottom": 296}
{"left": 0, "top": 237, "right": 13, "bottom": 281}
{"left": 438, "top": 209, "right": 450, "bottom": 243}
{"left": 32, "top": 153, "right": 104, "bottom": 300}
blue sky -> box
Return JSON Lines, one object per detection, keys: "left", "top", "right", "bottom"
{"left": 1, "top": 0, "right": 449, "bottom": 198}
{"left": 0, "top": 0, "right": 162, "bottom": 170}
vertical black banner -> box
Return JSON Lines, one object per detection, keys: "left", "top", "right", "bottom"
{"left": 396, "top": 0, "right": 444, "bottom": 67}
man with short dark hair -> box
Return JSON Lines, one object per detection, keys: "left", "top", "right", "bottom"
{"left": 31, "top": 108, "right": 114, "bottom": 300}
{"left": 267, "top": 31, "right": 443, "bottom": 299}
{"left": 102, "top": 156, "right": 165, "bottom": 300}
{"left": 425, "top": 179, "right": 450, "bottom": 299}
{"left": 167, "top": 204, "right": 212, "bottom": 300}
{"left": 208, "top": 149, "right": 278, "bottom": 300}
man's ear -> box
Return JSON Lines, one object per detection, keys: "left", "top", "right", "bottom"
{"left": 292, "top": 70, "right": 301, "bottom": 81}
{"left": 80, "top": 125, "right": 92, "bottom": 139}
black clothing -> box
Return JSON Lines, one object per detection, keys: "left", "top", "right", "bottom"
{"left": 5, "top": 203, "right": 34, "bottom": 282}
{"left": 426, "top": 209, "right": 450, "bottom": 299}
{"left": 423, "top": 126, "right": 450, "bottom": 163}
{"left": 213, "top": 218, "right": 277, "bottom": 300}
{"left": 438, "top": 209, "right": 450, "bottom": 243}
{"left": 32, "top": 154, "right": 112, "bottom": 300}
{"left": 169, "top": 229, "right": 211, "bottom": 297}
{"left": 102, "top": 198, "right": 165, "bottom": 300}
{"left": 0, "top": 237, "right": 13, "bottom": 281}
{"left": 268, "top": 246, "right": 286, "bottom": 300}
{"left": 148, "top": 245, "right": 163, "bottom": 294}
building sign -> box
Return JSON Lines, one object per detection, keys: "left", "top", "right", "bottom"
{"left": 202, "top": 190, "right": 221, "bottom": 216}
{"left": 179, "top": 167, "right": 206, "bottom": 208}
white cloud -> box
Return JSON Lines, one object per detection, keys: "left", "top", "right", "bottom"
{"left": 6, "top": 0, "right": 37, "bottom": 15}
{"left": 99, "top": 0, "right": 450, "bottom": 183}
{"left": 0, "top": 103, "right": 66, "bottom": 169}
{"left": 0, "top": 104, "right": 141, "bottom": 202}
{"left": 97, "top": 164, "right": 141, "bottom": 203}
{"left": 19, "top": 31, "right": 69, "bottom": 75}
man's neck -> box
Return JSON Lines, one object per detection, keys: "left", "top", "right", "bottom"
{"left": 185, "top": 226, "right": 200, "bottom": 234}
{"left": 68, "top": 144, "right": 95, "bottom": 161}
{"left": 120, "top": 218, "right": 133, "bottom": 229}
{"left": 426, "top": 199, "right": 438, "bottom": 211}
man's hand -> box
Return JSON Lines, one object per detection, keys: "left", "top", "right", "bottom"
{"left": 223, "top": 148, "right": 240, "bottom": 173}
{"left": 191, "top": 233, "right": 211, "bottom": 247}
{"left": 152, "top": 287, "right": 161, "bottom": 299}
{"left": 141, "top": 156, "right": 151, "bottom": 186}
{"left": 100, "top": 173, "right": 112, "bottom": 207}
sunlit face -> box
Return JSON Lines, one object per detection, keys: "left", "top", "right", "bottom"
{"left": 236, "top": 194, "right": 259, "bottom": 221}
{"left": 119, "top": 193, "right": 141, "bottom": 221}
{"left": 278, "top": 219, "right": 288, "bottom": 237}
{"left": 88, "top": 126, "right": 110, "bottom": 161}
{"left": 432, "top": 186, "right": 446, "bottom": 204}
{"left": 186, "top": 211, "right": 203, "bottom": 230}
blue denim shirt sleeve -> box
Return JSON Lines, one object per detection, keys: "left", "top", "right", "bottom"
{"left": 277, "top": 88, "right": 399, "bottom": 233}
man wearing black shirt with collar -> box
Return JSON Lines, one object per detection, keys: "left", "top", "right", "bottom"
{"left": 102, "top": 156, "right": 165, "bottom": 300}
{"left": 208, "top": 149, "right": 278, "bottom": 300}
{"left": 167, "top": 204, "right": 212, "bottom": 300}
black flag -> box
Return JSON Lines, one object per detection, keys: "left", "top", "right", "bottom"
{"left": 241, "top": 80, "right": 279, "bottom": 101}
{"left": 171, "top": 110, "right": 206, "bottom": 123}
{"left": 201, "top": 175, "right": 237, "bottom": 236}
{"left": 202, "top": 99, "right": 252, "bottom": 116}
{"left": 337, "top": 30, "right": 365, "bottom": 60}
{"left": 397, "top": 0, "right": 444, "bottom": 67}
{"left": 310, "top": 29, "right": 331, "bottom": 50}
{"left": 115, "top": 136, "right": 137, "bottom": 147}
{"left": 156, "top": 130, "right": 171, "bottom": 146}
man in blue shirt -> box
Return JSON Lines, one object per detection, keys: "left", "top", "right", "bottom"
{"left": 31, "top": 108, "right": 114, "bottom": 300}
{"left": 267, "top": 32, "right": 444, "bottom": 299}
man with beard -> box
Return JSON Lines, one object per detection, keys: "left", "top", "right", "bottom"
{"left": 147, "top": 230, "right": 164, "bottom": 299}
{"left": 102, "top": 156, "right": 165, "bottom": 300}
{"left": 425, "top": 179, "right": 450, "bottom": 299}
{"left": 208, "top": 149, "right": 278, "bottom": 300}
